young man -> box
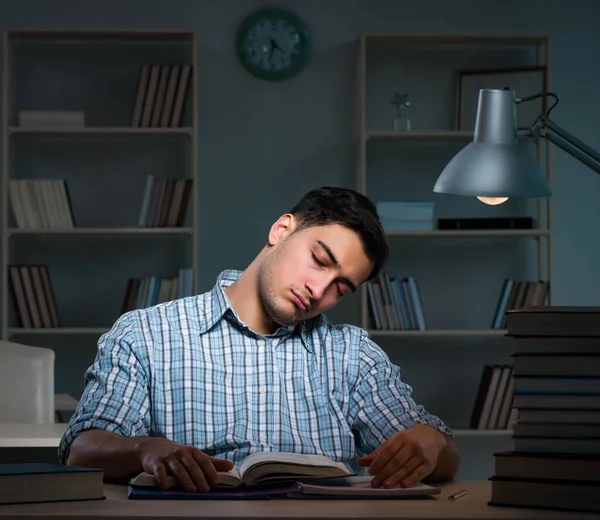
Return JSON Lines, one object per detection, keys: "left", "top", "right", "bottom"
{"left": 59, "top": 186, "right": 459, "bottom": 492}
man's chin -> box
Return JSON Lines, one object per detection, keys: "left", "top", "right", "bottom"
{"left": 269, "top": 309, "right": 303, "bottom": 328}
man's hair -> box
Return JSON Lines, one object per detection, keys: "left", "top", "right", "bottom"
{"left": 288, "top": 186, "right": 389, "bottom": 281}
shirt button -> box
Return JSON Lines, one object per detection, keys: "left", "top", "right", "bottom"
{"left": 258, "top": 386, "right": 266, "bottom": 394}
{"left": 259, "top": 434, "right": 266, "bottom": 443}
{"left": 257, "top": 339, "right": 266, "bottom": 347}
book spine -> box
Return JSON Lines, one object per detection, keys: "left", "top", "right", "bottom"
{"left": 437, "top": 217, "right": 534, "bottom": 230}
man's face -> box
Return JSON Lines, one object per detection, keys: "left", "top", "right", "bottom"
{"left": 257, "top": 216, "right": 374, "bottom": 327}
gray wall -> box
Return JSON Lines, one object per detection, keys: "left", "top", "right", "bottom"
{"left": 2, "top": 0, "right": 597, "bottom": 305}
{"left": 1, "top": 0, "right": 599, "bottom": 478}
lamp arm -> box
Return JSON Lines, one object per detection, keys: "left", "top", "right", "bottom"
{"left": 540, "top": 117, "right": 600, "bottom": 175}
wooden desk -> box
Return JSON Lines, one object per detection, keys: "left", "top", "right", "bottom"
{"left": 0, "top": 423, "right": 67, "bottom": 447}
{"left": 0, "top": 480, "right": 597, "bottom": 519}
{"left": 0, "top": 423, "right": 67, "bottom": 465}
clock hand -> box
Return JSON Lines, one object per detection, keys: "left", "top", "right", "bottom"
{"left": 271, "top": 39, "right": 284, "bottom": 52}
{"left": 269, "top": 39, "right": 275, "bottom": 61}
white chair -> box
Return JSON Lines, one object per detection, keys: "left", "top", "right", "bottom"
{"left": 0, "top": 340, "right": 55, "bottom": 423}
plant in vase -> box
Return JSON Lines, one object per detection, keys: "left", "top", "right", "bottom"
{"left": 390, "top": 92, "right": 411, "bottom": 131}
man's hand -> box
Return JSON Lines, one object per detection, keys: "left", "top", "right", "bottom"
{"left": 357, "top": 424, "right": 447, "bottom": 488}
{"left": 137, "top": 437, "right": 234, "bottom": 492}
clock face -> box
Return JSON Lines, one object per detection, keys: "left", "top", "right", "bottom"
{"left": 237, "top": 8, "right": 310, "bottom": 81}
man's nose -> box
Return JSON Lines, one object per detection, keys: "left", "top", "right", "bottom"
{"left": 306, "top": 279, "right": 328, "bottom": 301}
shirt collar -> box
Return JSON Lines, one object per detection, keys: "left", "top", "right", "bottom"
{"left": 199, "top": 269, "right": 314, "bottom": 353}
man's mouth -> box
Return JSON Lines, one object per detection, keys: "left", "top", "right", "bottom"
{"left": 292, "top": 291, "right": 309, "bottom": 312}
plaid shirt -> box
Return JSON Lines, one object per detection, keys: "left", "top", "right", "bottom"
{"left": 59, "top": 270, "right": 452, "bottom": 469}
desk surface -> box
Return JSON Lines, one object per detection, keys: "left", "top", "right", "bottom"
{"left": 0, "top": 480, "right": 597, "bottom": 519}
{"left": 0, "top": 423, "right": 67, "bottom": 447}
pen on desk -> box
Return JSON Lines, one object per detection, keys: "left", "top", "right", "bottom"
{"left": 448, "top": 489, "right": 467, "bottom": 501}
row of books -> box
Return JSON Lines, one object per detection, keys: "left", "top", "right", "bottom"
{"left": 138, "top": 175, "right": 192, "bottom": 227}
{"left": 8, "top": 264, "right": 194, "bottom": 329}
{"left": 366, "top": 272, "right": 426, "bottom": 330}
{"left": 131, "top": 63, "right": 192, "bottom": 128}
{"left": 491, "top": 278, "right": 549, "bottom": 329}
{"left": 8, "top": 264, "right": 61, "bottom": 328}
{"left": 9, "top": 179, "right": 75, "bottom": 229}
{"left": 469, "top": 364, "right": 516, "bottom": 430}
{"left": 120, "top": 268, "right": 194, "bottom": 314}
{"left": 7, "top": 176, "right": 193, "bottom": 229}
{"left": 489, "top": 306, "right": 600, "bottom": 514}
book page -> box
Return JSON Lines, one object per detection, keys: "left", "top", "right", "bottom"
{"left": 239, "top": 452, "right": 350, "bottom": 477}
{"left": 297, "top": 476, "right": 441, "bottom": 497}
{"left": 215, "top": 467, "right": 243, "bottom": 488}
{"left": 130, "top": 468, "right": 242, "bottom": 489}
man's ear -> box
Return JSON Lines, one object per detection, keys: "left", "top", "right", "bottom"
{"left": 267, "top": 213, "right": 297, "bottom": 246}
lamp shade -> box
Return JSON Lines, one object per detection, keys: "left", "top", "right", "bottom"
{"left": 433, "top": 89, "right": 552, "bottom": 198}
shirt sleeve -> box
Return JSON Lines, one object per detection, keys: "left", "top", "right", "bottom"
{"left": 58, "top": 313, "right": 152, "bottom": 464}
{"left": 348, "top": 333, "right": 453, "bottom": 456}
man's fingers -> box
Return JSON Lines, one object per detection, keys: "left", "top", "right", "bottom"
{"left": 181, "top": 454, "right": 210, "bottom": 491}
{"left": 212, "top": 457, "right": 235, "bottom": 472}
{"left": 153, "top": 462, "right": 170, "bottom": 490}
{"left": 167, "top": 459, "right": 197, "bottom": 492}
{"left": 358, "top": 437, "right": 391, "bottom": 466}
{"left": 357, "top": 453, "right": 375, "bottom": 466}
{"left": 370, "top": 444, "right": 413, "bottom": 487}
{"left": 357, "top": 448, "right": 380, "bottom": 466}
{"left": 369, "top": 438, "right": 404, "bottom": 475}
{"left": 400, "top": 463, "right": 430, "bottom": 488}
{"left": 379, "top": 454, "right": 421, "bottom": 488}
{"left": 190, "top": 450, "right": 221, "bottom": 488}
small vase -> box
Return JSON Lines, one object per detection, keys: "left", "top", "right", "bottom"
{"left": 393, "top": 116, "right": 411, "bottom": 132}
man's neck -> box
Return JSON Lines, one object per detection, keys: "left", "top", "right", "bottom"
{"left": 224, "top": 265, "right": 277, "bottom": 336}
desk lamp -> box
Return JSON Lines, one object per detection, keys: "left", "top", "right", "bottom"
{"left": 433, "top": 88, "right": 600, "bottom": 204}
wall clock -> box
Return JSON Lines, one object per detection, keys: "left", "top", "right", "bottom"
{"left": 237, "top": 7, "right": 311, "bottom": 81}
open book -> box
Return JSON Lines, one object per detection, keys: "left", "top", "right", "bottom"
{"left": 129, "top": 452, "right": 352, "bottom": 489}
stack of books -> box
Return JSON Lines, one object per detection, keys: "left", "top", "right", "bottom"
{"left": 489, "top": 306, "right": 600, "bottom": 514}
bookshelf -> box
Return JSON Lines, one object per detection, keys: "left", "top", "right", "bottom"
{"left": 1, "top": 29, "right": 197, "bottom": 397}
{"left": 355, "top": 33, "right": 551, "bottom": 478}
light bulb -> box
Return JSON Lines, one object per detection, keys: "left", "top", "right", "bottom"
{"left": 477, "top": 196, "right": 509, "bottom": 206}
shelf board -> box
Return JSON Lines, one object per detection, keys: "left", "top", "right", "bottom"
{"left": 367, "top": 329, "right": 507, "bottom": 337}
{"left": 384, "top": 229, "right": 549, "bottom": 238}
{"left": 452, "top": 428, "right": 512, "bottom": 436}
{"left": 367, "top": 130, "right": 473, "bottom": 141}
{"left": 7, "top": 28, "right": 194, "bottom": 42}
{"left": 7, "top": 327, "right": 110, "bottom": 335}
{"left": 361, "top": 33, "right": 547, "bottom": 46}
{"left": 8, "top": 126, "right": 192, "bottom": 136}
{"left": 365, "top": 130, "right": 540, "bottom": 142}
{"left": 8, "top": 227, "right": 193, "bottom": 236}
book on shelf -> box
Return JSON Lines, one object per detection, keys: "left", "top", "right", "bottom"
{"left": 490, "top": 278, "right": 548, "bottom": 329}
{"left": 131, "top": 63, "right": 192, "bottom": 128}
{"left": 488, "top": 306, "right": 600, "bottom": 513}
{"left": 469, "top": 364, "right": 516, "bottom": 430}
{"left": 138, "top": 175, "right": 192, "bottom": 227}
{"left": 17, "top": 110, "right": 85, "bottom": 128}
{"left": 366, "top": 272, "right": 426, "bottom": 330}
{"left": 0, "top": 463, "right": 104, "bottom": 505}
{"left": 376, "top": 201, "right": 434, "bottom": 232}
{"left": 120, "top": 267, "right": 194, "bottom": 314}
{"left": 9, "top": 179, "right": 75, "bottom": 229}
{"left": 8, "top": 264, "right": 194, "bottom": 329}
{"left": 437, "top": 217, "right": 534, "bottom": 230}
{"left": 128, "top": 452, "right": 440, "bottom": 499}
{"left": 8, "top": 264, "right": 60, "bottom": 329}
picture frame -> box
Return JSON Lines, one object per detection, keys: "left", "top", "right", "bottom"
{"left": 454, "top": 66, "right": 548, "bottom": 131}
